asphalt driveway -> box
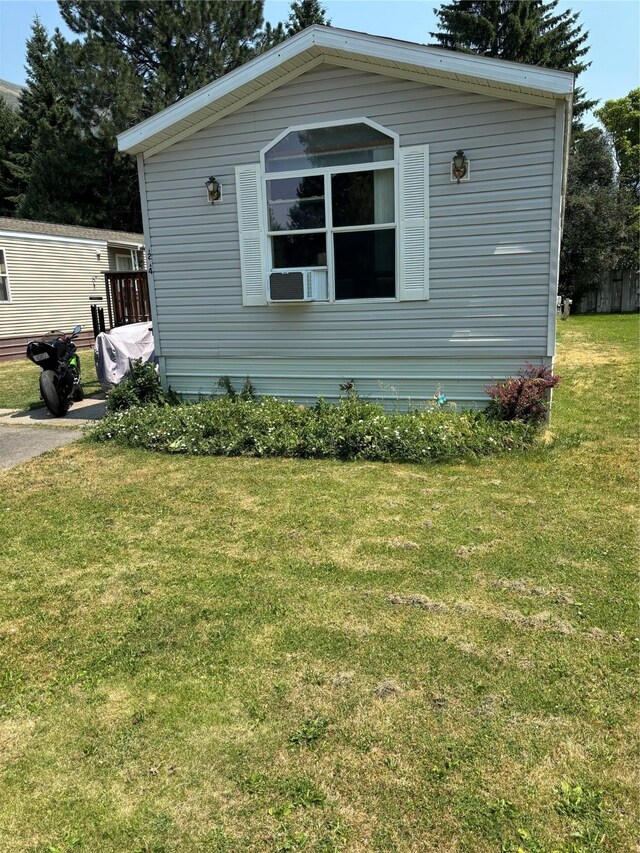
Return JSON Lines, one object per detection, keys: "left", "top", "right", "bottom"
{"left": 0, "top": 425, "right": 84, "bottom": 469}
{"left": 0, "top": 394, "right": 106, "bottom": 469}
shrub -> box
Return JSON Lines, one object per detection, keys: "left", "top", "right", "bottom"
{"left": 106, "top": 359, "right": 178, "bottom": 413}
{"left": 485, "top": 364, "right": 560, "bottom": 424}
{"left": 217, "top": 375, "right": 256, "bottom": 401}
{"left": 88, "top": 394, "right": 537, "bottom": 464}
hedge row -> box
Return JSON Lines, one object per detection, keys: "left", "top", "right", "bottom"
{"left": 88, "top": 395, "right": 537, "bottom": 464}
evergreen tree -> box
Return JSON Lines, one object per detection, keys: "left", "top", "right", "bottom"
{"left": 10, "top": 21, "right": 103, "bottom": 225}
{"left": 5, "top": 20, "right": 79, "bottom": 218}
{"left": 0, "top": 97, "right": 21, "bottom": 216}
{"left": 430, "top": 1, "right": 594, "bottom": 123}
{"left": 9, "top": 2, "right": 286, "bottom": 231}
{"left": 286, "top": 0, "right": 331, "bottom": 36}
{"left": 58, "top": 1, "right": 280, "bottom": 115}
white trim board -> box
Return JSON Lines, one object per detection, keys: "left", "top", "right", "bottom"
{"left": 118, "top": 25, "right": 574, "bottom": 157}
{"left": 136, "top": 153, "right": 164, "bottom": 366}
{"left": 0, "top": 246, "right": 12, "bottom": 303}
{"left": 0, "top": 230, "right": 105, "bottom": 247}
{"left": 546, "top": 100, "right": 567, "bottom": 358}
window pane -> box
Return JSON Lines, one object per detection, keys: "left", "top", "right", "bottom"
{"left": 115, "top": 253, "right": 134, "bottom": 271}
{"left": 272, "top": 233, "right": 327, "bottom": 268}
{"left": 0, "top": 251, "right": 8, "bottom": 301}
{"left": 334, "top": 229, "right": 395, "bottom": 300}
{"left": 332, "top": 169, "right": 394, "bottom": 227}
{"left": 265, "top": 123, "right": 394, "bottom": 172}
{"left": 267, "top": 175, "right": 325, "bottom": 231}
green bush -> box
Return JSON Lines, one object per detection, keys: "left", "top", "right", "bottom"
{"left": 89, "top": 394, "right": 537, "bottom": 464}
{"left": 106, "top": 359, "right": 178, "bottom": 412}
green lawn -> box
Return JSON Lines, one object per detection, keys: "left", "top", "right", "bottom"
{"left": 0, "top": 349, "right": 100, "bottom": 410}
{"left": 0, "top": 315, "right": 638, "bottom": 852}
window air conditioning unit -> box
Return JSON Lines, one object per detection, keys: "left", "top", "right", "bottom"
{"left": 269, "top": 270, "right": 328, "bottom": 302}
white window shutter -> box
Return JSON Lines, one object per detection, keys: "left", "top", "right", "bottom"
{"left": 399, "top": 145, "right": 429, "bottom": 301}
{"left": 235, "top": 163, "right": 267, "bottom": 306}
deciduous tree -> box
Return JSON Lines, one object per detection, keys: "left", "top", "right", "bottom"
{"left": 559, "top": 128, "right": 632, "bottom": 298}
{"left": 595, "top": 89, "right": 640, "bottom": 192}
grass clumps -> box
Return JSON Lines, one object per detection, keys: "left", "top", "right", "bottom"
{"left": 88, "top": 392, "right": 536, "bottom": 464}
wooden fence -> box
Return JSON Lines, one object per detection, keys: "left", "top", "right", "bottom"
{"left": 104, "top": 271, "right": 151, "bottom": 328}
{"left": 574, "top": 269, "right": 639, "bottom": 314}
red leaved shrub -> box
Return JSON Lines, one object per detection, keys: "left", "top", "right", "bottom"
{"left": 485, "top": 364, "right": 560, "bottom": 424}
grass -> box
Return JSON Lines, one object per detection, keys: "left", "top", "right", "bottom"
{"left": 0, "top": 314, "right": 638, "bottom": 852}
{"left": 0, "top": 349, "right": 100, "bottom": 411}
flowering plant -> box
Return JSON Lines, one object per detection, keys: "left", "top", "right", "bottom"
{"left": 485, "top": 364, "right": 560, "bottom": 424}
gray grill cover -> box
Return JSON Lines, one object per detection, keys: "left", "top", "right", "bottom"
{"left": 94, "top": 322, "right": 155, "bottom": 391}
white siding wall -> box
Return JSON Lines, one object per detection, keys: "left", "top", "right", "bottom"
{"left": 141, "top": 63, "right": 561, "bottom": 406}
{"left": 0, "top": 235, "right": 108, "bottom": 339}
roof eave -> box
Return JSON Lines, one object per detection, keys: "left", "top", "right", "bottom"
{"left": 118, "top": 25, "right": 574, "bottom": 157}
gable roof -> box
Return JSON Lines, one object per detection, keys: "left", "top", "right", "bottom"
{"left": 0, "top": 217, "right": 144, "bottom": 247}
{"left": 118, "top": 25, "right": 574, "bottom": 159}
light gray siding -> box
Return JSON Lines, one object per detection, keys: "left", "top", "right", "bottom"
{"left": 141, "top": 63, "right": 561, "bottom": 405}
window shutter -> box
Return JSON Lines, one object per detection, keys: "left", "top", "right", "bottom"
{"left": 235, "top": 163, "right": 267, "bottom": 306}
{"left": 399, "top": 145, "right": 429, "bottom": 301}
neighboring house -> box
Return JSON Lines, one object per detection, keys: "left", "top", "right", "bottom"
{"left": 118, "top": 26, "right": 573, "bottom": 408}
{"left": 0, "top": 218, "right": 144, "bottom": 359}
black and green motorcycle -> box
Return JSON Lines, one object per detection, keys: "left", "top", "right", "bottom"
{"left": 26, "top": 325, "right": 84, "bottom": 417}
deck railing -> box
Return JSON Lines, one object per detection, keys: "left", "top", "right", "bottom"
{"left": 104, "top": 271, "right": 151, "bottom": 328}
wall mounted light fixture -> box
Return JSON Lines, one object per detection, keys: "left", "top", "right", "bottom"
{"left": 205, "top": 176, "right": 222, "bottom": 204}
{"left": 451, "top": 150, "right": 469, "bottom": 183}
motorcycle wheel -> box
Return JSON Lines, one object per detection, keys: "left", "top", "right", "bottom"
{"left": 39, "top": 370, "right": 69, "bottom": 417}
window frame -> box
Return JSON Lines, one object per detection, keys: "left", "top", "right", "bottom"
{"left": 114, "top": 249, "right": 139, "bottom": 272}
{"left": 0, "top": 248, "right": 11, "bottom": 303}
{"left": 260, "top": 118, "right": 400, "bottom": 304}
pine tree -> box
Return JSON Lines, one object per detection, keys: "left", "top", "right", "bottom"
{"left": 0, "top": 97, "right": 21, "bottom": 215}
{"left": 286, "top": 0, "right": 331, "bottom": 36}
{"left": 6, "top": 19, "right": 80, "bottom": 219}
{"left": 58, "top": 0, "right": 280, "bottom": 114}
{"left": 10, "top": 2, "right": 285, "bottom": 230}
{"left": 430, "top": 1, "right": 594, "bottom": 123}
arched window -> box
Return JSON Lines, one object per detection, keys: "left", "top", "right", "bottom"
{"left": 262, "top": 119, "right": 398, "bottom": 301}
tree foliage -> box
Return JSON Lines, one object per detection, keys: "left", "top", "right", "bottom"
{"left": 559, "top": 128, "right": 634, "bottom": 298}
{"left": 430, "top": 0, "right": 594, "bottom": 123}
{"left": 58, "top": 1, "right": 280, "bottom": 116}
{"left": 0, "top": 1, "right": 293, "bottom": 229}
{"left": 0, "top": 97, "right": 21, "bottom": 216}
{"left": 286, "top": 0, "right": 331, "bottom": 36}
{"left": 595, "top": 88, "right": 640, "bottom": 192}
{"left": 430, "top": 1, "right": 635, "bottom": 299}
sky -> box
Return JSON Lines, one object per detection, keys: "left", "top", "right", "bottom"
{"left": 0, "top": 0, "right": 638, "bottom": 127}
